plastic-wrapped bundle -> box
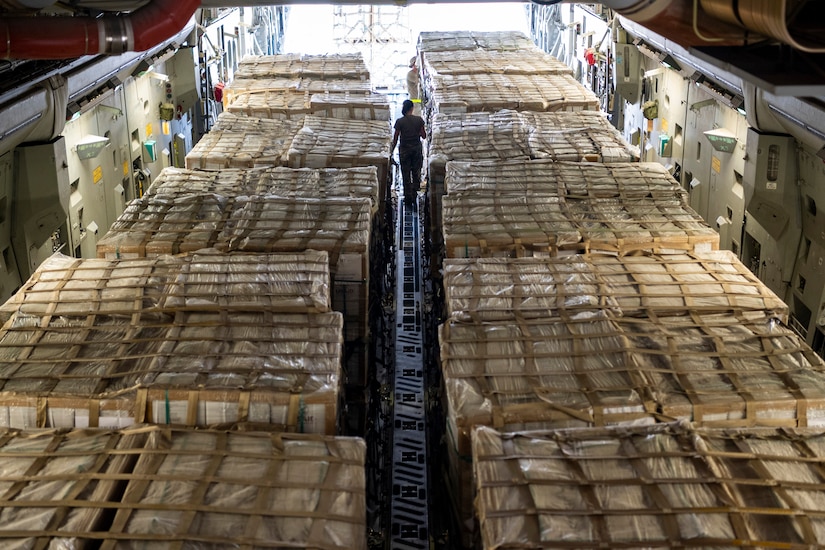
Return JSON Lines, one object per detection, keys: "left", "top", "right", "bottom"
{"left": 98, "top": 193, "right": 231, "bottom": 258}
{"left": 523, "top": 111, "right": 637, "bottom": 162}
{"left": 146, "top": 166, "right": 380, "bottom": 211}
{"left": 221, "top": 77, "right": 303, "bottom": 105}
{"left": 0, "top": 427, "right": 150, "bottom": 549}
{"left": 115, "top": 428, "right": 366, "bottom": 548}
{"left": 565, "top": 195, "right": 720, "bottom": 254}
{"left": 429, "top": 111, "right": 635, "bottom": 188}
{"left": 626, "top": 312, "right": 825, "bottom": 426}
{"left": 0, "top": 310, "right": 343, "bottom": 432}
{"left": 97, "top": 194, "right": 371, "bottom": 281}
{"left": 225, "top": 90, "right": 313, "bottom": 120}
{"left": 445, "top": 160, "right": 672, "bottom": 196}
{"left": 439, "top": 312, "right": 649, "bottom": 546}
{"left": 473, "top": 423, "right": 825, "bottom": 549}
{"left": 428, "top": 110, "right": 531, "bottom": 185}
{"left": 0, "top": 426, "right": 366, "bottom": 549}
{"left": 216, "top": 196, "right": 371, "bottom": 281}
{"left": 249, "top": 166, "right": 380, "bottom": 211}
{"left": 417, "top": 30, "right": 538, "bottom": 53}
{"left": 443, "top": 251, "right": 788, "bottom": 322}
{"left": 235, "top": 52, "right": 370, "bottom": 81}
{"left": 422, "top": 49, "right": 571, "bottom": 77}
{"left": 160, "top": 249, "right": 331, "bottom": 313}
{"left": 442, "top": 311, "right": 825, "bottom": 546}
{"left": 442, "top": 189, "right": 718, "bottom": 258}
{"left": 146, "top": 167, "right": 250, "bottom": 196}
{"left": 184, "top": 113, "right": 301, "bottom": 169}
{"left": 429, "top": 73, "right": 599, "bottom": 116}
{"left": 310, "top": 92, "right": 391, "bottom": 121}
{"left": 442, "top": 193, "right": 581, "bottom": 258}
{"left": 285, "top": 116, "right": 391, "bottom": 188}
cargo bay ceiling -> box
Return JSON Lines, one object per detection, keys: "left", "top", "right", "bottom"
{"left": 1, "top": 0, "right": 824, "bottom": 96}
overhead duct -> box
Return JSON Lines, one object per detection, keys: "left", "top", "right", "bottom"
{"left": 600, "top": 0, "right": 751, "bottom": 47}
{"left": 700, "top": 0, "right": 825, "bottom": 53}
{"left": 0, "top": 0, "right": 199, "bottom": 60}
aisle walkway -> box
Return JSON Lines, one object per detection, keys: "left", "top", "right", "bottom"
{"left": 388, "top": 189, "right": 429, "bottom": 549}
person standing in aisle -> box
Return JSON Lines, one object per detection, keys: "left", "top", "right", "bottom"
{"left": 407, "top": 56, "right": 421, "bottom": 115}
{"left": 391, "top": 99, "right": 426, "bottom": 206}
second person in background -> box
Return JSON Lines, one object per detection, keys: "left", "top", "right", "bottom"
{"left": 391, "top": 99, "right": 427, "bottom": 206}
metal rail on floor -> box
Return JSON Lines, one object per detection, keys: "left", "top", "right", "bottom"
{"left": 389, "top": 194, "right": 429, "bottom": 549}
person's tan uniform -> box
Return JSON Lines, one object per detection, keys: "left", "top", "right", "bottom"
{"left": 407, "top": 56, "right": 420, "bottom": 115}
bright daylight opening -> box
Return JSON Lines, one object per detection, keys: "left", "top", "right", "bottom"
{"left": 282, "top": 3, "right": 530, "bottom": 90}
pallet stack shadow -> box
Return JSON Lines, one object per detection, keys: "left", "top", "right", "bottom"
{"left": 0, "top": 250, "right": 368, "bottom": 546}
{"left": 100, "top": 53, "right": 393, "bottom": 436}
{"left": 419, "top": 31, "right": 825, "bottom": 549}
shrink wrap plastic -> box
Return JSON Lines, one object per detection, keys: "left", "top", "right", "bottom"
{"left": 216, "top": 195, "right": 371, "bottom": 279}
{"left": 625, "top": 312, "right": 825, "bottom": 426}
{"left": 146, "top": 166, "right": 379, "bottom": 209}
{"left": 441, "top": 312, "right": 825, "bottom": 457}
{"left": 443, "top": 251, "right": 789, "bottom": 322}
{"left": 146, "top": 167, "right": 250, "bottom": 196}
{"left": 234, "top": 53, "right": 370, "bottom": 81}
{"left": 417, "top": 30, "right": 538, "bottom": 53}
{"left": 99, "top": 193, "right": 230, "bottom": 257}
{"left": 521, "top": 111, "right": 636, "bottom": 162}
{"left": 441, "top": 312, "right": 825, "bottom": 543}
{"left": 0, "top": 426, "right": 365, "bottom": 549}
{"left": 184, "top": 113, "right": 301, "bottom": 170}
{"left": 0, "top": 250, "right": 330, "bottom": 322}
{"left": 428, "top": 73, "right": 600, "bottom": 116}
{"left": 442, "top": 193, "right": 582, "bottom": 257}
{"left": 96, "top": 194, "right": 371, "bottom": 279}
{"left": 286, "top": 116, "right": 391, "bottom": 172}
{"left": 428, "top": 110, "right": 635, "bottom": 185}
{"left": 226, "top": 89, "right": 313, "bottom": 120}
{"left": 422, "top": 49, "right": 572, "bottom": 78}
{"left": 0, "top": 309, "right": 343, "bottom": 432}
{"left": 473, "top": 423, "right": 825, "bottom": 549}
{"left": 445, "top": 160, "right": 683, "bottom": 197}
{"left": 440, "top": 312, "right": 651, "bottom": 457}
{"left": 309, "top": 92, "right": 391, "bottom": 121}
{"left": 223, "top": 78, "right": 372, "bottom": 106}
{"left": 442, "top": 189, "right": 718, "bottom": 257}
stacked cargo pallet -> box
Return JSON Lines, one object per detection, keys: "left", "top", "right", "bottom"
{"left": 420, "top": 31, "right": 825, "bottom": 549}
{"left": 0, "top": 51, "right": 384, "bottom": 545}
{"left": 473, "top": 423, "right": 825, "bottom": 548}
{"left": 173, "top": 53, "right": 390, "bottom": 424}
{"left": 0, "top": 251, "right": 341, "bottom": 432}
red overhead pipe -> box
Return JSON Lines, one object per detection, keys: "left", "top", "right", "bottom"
{"left": 1, "top": 0, "right": 201, "bottom": 60}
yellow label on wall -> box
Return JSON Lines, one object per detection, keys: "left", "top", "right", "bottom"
{"left": 145, "top": 123, "right": 153, "bottom": 138}
{"left": 712, "top": 155, "right": 721, "bottom": 174}
{"left": 661, "top": 118, "right": 668, "bottom": 133}
{"left": 123, "top": 161, "right": 129, "bottom": 177}
{"left": 162, "top": 121, "right": 171, "bottom": 135}
{"left": 93, "top": 165, "right": 103, "bottom": 184}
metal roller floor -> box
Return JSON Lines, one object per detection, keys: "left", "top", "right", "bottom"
{"left": 388, "top": 192, "right": 430, "bottom": 549}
